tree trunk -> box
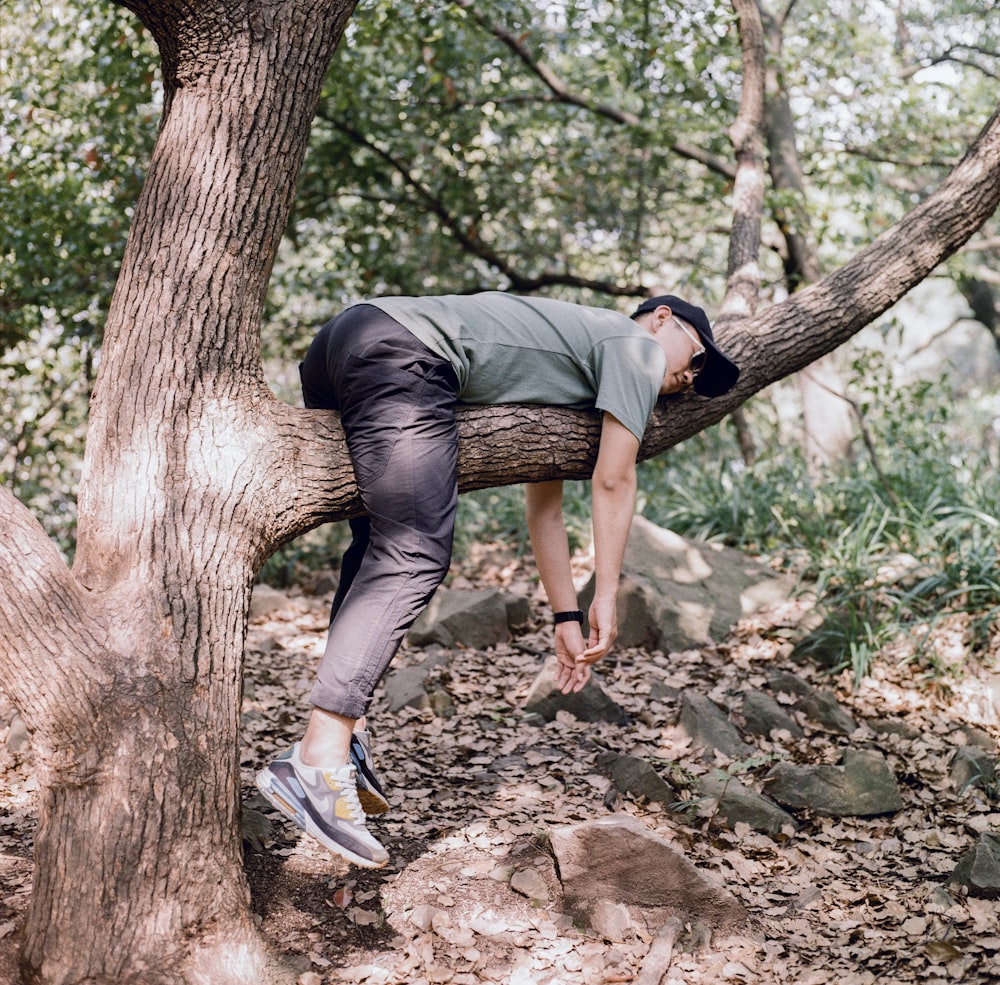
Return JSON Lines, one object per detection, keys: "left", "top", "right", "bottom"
{"left": 0, "top": 2, "right": 357, "bottom": 982}
{"left": 0, "top": 0, "right": 999, "bottom": 981}
{"left": 761, "top": 1, "right": 855, "bottom": 473}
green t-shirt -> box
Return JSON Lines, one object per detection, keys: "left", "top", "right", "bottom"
{"left": 358, "top": 292, "right": 665, "bottom": 442}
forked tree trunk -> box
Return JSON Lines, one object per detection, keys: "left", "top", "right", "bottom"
{"left": 1, "top": 2, "right": 359, "bottom": 982}
{"left": 0, "top": 1, "right": 999, "bottom": 982}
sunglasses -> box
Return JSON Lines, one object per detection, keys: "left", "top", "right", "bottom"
{"left": 673, "top": 318, "right": 707, "bottom": 377}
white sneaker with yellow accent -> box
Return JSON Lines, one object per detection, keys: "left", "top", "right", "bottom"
{"left": 256, "top": 743, "right": 389, "bottom": 868}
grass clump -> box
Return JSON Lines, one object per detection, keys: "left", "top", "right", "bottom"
{"left": 637, "top": 354, "right": 1000, "bottom": 686}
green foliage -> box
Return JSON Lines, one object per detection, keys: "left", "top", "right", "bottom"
{"left": 256, "top": 525, "right": 351, "bottom": 588}
{"left": 1, "top": 0, "right": 159, "bottom": 552}
{"left": 1, "top": 1, "right": 159, "bottom": 351}
{"left": 4, "top": 0, "right": 999, "bottom": 619}
{"left": 639, "top": 354, "right": 1000, "bottom": 685}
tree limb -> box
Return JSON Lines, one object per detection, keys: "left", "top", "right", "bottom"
{"left": 0, "top": 485, "right": 112, "bottom": 750}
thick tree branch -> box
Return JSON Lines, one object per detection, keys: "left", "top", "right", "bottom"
{"left": 0, "top": 486, "right": 112, "bottom": 752}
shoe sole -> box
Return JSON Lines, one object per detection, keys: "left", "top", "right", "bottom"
{"left": 255, "top": 769, "right": 388, "bottom": 869}
{"left": 351, "top": 739, "right": 391, "bottom": 815}
{"left": 357, "top": 786, "right": 390, "bottom": 815}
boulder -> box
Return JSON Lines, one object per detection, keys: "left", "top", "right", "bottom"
{"left": 950, "top": 746, "right": 996, "bottom": 793}
{"left": 764, "top": 749, "right": 903, "bottom": 817}
{"left": 248, "top": 583, "right": 291, "bottom": 621}
{"left": 550, "top": 814, "right": 747, "bottom": 932}
{"left": 523, "top": 657, "right": 629, "bottom": 724}
{"left": 382, "top": 650, "right": 452, "bottom": 713}
{"left": 597, "top": 752, "right": 679, "bottom": 807}
{"left": 949, "top": 832, "right": 1000, "bottom": 899}
{"left": 767, "top": 672, "right": 856, "bottom": 735}
{"left": 678, "top": 692, "right": 753, "bottom": 760}
{"left": 408, "top": 587, "right": 525, "bottom": 649}
{"left": 741, "top": 691, "right": 804, "bottom": 739}
{"left": 577, "top": 516, "right": 794, "bottom": 652}
{"left": 794, "top": 689, "right": 857, "bottom": 735}
{"left": 766, "top": 671, "right": 815, "bottom": 700}
{"left": 694, "top": 771, "right": 799, "bottom": 836}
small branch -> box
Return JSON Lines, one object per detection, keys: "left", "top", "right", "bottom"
{"left": 900, "top": 44, "right": 1000, "bottom": 82}
{"left": 448, "top": 0, "right": 737, "bottom": 181}
{"left": 635, "top": 916, "right": 685, "bottom": 985}
{"left": 323, "top": 113, "right": 643, "bottom": 296}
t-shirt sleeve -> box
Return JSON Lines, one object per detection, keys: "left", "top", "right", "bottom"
{"left": 590, "top": 336, "right": 666, "bottom": 441}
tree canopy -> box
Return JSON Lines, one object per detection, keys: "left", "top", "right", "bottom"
{"left": 4, "top": 0, "right": 998, "bottom": 548}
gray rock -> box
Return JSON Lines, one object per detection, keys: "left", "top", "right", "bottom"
{"left": 961, "top": 726, "right": 997, "bottom": 753}
{"left": 597, "top": 752, "right": 679, "bottom": 807}
{"left": 509, "top": 867, "right": 550, "bottom": 903}
{"left": 694, "top": 771, "right": 799, "bottom": 836}
{"left": 869, "top": 718, "right": 922, "bottom": 741}
{"left": 794, "top": 689, "right": 857, "bottom": 735}
{"left": 382, "top": 650, "right": 451, "bottom": 713}
{"left": 248, "top": 584, "right": 291, "bottom": 621}
{"left": 241, "top": 806, "right": 273, "bottom": 852}
{"left": 741, "top": 691, "right": 804, "bottom": 739}
{"left": 767, "top": 671, "right": 814, "bottom": 700}
{"left": 550, "top": 813, "right": 747, "bottom": 931}
{"left": 504, "top": 594, "right": 531, "bottom": 628}
{"left": 523, "top": 657, "right": 629, "bottom": 724}
{"left": 577, "top": 516, "right": 795, "bottom": 652}
{"left": 950, "top": 746, "right": 997, "bottom": 793}
{"left": 764, "top": 749, "right": 903, "bottom": 817}
{"left": 949, "top": 832, "right": 1000, "bottom": 899}
{"left": 408, "top": 587, "right": 520, "bottom": 649}
{"left": 588, "top": 900, "right": 637, "bottom": 942}
{"left": 678, "top": 692, "right": 753, "bottom": 760}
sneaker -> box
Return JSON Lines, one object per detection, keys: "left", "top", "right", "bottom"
{"left": 350, "top": 730, "right": 390, "bottom": 815}
{"left": 256, "top": 744, "right": 389, "bottom": 869}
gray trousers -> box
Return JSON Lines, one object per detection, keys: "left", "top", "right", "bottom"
{"left": 299, "top": 305, "right": 460, "bottom": 718}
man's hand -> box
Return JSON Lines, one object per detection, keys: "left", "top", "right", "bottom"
{"left": 581, "top": 594, "right": 618, "bottom": 665}
{"left": 553, "top": 621, "right": 590, "bottom": 693}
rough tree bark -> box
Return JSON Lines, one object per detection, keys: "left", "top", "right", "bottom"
{"left": 0, "top": 2, "right": 999, "bottom": 984}
{"left": 1, "top": 1, "right": 359, "bottom": 982}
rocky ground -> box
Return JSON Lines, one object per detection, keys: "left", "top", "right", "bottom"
{"left": 1, "top": 540, "right": 999, "bottom": 984}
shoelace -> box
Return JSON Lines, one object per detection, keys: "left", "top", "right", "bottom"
{"left": 333, "top": 765, "right": 365, "bottom": 823}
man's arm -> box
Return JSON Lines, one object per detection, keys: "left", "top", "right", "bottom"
{"left": 584, "top": 412, "right": 639, "bottom": 664}
{"left": 525, "top": 412, "right": 639, "bottom": 691}
{"left": 525, "top": 478, "right": 589, "bottom": 693}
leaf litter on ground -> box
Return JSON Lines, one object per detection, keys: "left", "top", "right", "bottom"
{"left": 0, "top": 540, "right": 998, "bottom": 984}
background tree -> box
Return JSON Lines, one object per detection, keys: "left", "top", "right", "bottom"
{"left": 0, "top": 1, "right": 999, "bottom": 982}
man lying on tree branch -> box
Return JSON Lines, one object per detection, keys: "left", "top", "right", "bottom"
{"left": 257, "top": 292, "right": 740, "bottom": 868}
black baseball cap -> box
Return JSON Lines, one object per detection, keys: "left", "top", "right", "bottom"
{"left": 631, "top": 295, "right": 740, "bottom": 397}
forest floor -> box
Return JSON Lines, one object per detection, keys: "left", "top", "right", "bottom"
{"left": 1, "top": 541, "right": 999, "bottom": 984}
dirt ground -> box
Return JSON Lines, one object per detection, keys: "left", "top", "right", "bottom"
{"left": 1, "top": 545, "right": 999, "bottom": 984}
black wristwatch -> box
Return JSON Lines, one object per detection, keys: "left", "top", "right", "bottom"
{"left": 553, "top": 609, "right": 584, "bottom": 625}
